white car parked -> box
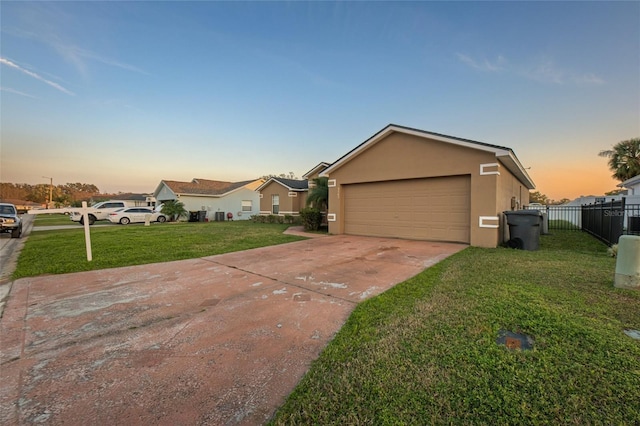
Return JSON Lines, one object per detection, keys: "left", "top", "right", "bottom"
{"left": 108, "top": 207, "right": 167, "bottom": 225}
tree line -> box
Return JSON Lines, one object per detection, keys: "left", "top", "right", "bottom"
{"left": 0, "top": 182, "right": 101, "bottom": 206}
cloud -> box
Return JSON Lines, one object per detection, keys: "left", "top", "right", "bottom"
{"left": 573, "top": 73, "right": 605, "bottom": 86}
{"left": 456, "top": 53, "right": 507, "bottom": 72}
{"left": 457, "top": 53, "right": 605, "bottom": 86}
{"left": 0, "top": 86, "right": 38, "bottom": 99}
{"left": 1, "top": 57, "right": 75, "bottom": 95}
{"left": 54, "top": 43, "right": 149, "bottom": 77}
{"left": 524, "top": 60, "right": 564, "bottom": 84}
{"left": 523, "top": 60, "right": 605, "bottom": 85}
{"left": 6, "top": 27, "right": 148, "bottom": 77}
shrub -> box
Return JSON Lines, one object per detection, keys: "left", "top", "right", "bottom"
{"left": 300, "top": 208, "right": 322, "bottom": 231}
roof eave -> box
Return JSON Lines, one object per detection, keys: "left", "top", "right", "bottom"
{"left": 496, "top": 151, "right": 536, "bottom": 190}
{"left": 618, "top": 174, "right": 640, "bottom": 188}
{"left": 302, "top": 162, "right": 331, "bottom": 179}
{"left": 321, "top": 124, "right": 511, "bottom": 177}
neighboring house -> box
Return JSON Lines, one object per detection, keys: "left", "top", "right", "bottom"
{"left": 153, "top": 178, "right": 264, "bottom": 221}
{"left": 257, "top": 178, "right": 309, "bottom": 216}
{"left": 0, "top": 199, "right": 43, "bottom": 213}
{"left": 619, "top": 174, "right": 640, "bottom": 197}
{"left": 91, "top": 193, "right": 152, "bottom": 207}
{"left": 257, "top": 163, "right": 330, "bottom": 216}
{"left": 303, "top": 162, "right": 331, "bottom": 183}
{"left": 320, "top": 124, "right": 535, "bottom": 248}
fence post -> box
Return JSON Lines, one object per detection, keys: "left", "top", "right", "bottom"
{"left": 81, "top": 201, "right": 93, "bottom": 262}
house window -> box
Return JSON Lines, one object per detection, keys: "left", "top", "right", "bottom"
{"left": 242, "top": 200, "right": 252, "bottom": 212}
{"left": 271, "top": 195, "right": 279, "bottom": 214}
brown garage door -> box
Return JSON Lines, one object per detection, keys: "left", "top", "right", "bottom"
{"left": 343, "top": 175, "right": 471, "bottom": 243}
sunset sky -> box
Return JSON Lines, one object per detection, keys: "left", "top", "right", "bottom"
{"left": 1, "top": 2, "right": 638, "bottom": 201}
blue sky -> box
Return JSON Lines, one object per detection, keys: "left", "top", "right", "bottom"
{"left": 1, "top": 1, "right": 638, "bottom": 200}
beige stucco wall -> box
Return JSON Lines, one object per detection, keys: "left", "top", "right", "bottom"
{"left": 496, "top": 165, "right": 531, "bottom": 245}
{"left": 258, "top": 181, "right": 307, "bottom": 215}
{"left": 325, "top": 132, "right": 525, "bottom": 248}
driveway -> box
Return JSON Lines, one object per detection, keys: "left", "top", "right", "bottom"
{"left": 0, "top": 235, "right": 465, "bottom": 425}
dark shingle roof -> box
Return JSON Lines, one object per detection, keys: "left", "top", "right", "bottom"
{"left": 271, "top": 178, "right": 308, "bottom": 191}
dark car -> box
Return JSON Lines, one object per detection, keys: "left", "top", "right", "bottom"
{"left": 0, "top": 203, "right": 22, "bottom": 238}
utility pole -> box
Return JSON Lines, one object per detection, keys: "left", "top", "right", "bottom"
{"left": 42, "top": 176, "right": 53, "bottom": 208}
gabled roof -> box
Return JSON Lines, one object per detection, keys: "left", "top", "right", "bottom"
{"left": 618, "top": 174, "right": 640, "bottom": 188}
{"left": 157, "top": 178, "right": 259, "bottom": 197}
{"left": 100, "top": 193, "right": 149, "bottom": 201}
{"left": 302, "top": 162, "right": 331, "bottom": 179}
{"left": 321, "top": 124, "right": 535, "bottom": 189}
{"left": 256, "top": 177, "right": 308, "bottom": 192}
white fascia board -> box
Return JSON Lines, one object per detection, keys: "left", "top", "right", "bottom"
{"left": 256, "top": 178, "right": 307, "bottom": 193}
{"left": 302, "top": 162, "right": 331, "bottom": 179}
{"left": 255, "top": 178, "right": 276, "bottom": 192}
{"left": 618, "top": 174, "right": 640, "bottom": 188}
{"left": 154, "top": 181, "right": 177, "bottom": 200}
{"left": 321, "top": 125, "right": 514, "bottom": 177}
{"left": 496, "top": 151, "right": 536, "bottom": 190}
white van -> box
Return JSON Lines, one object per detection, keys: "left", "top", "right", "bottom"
{"left": 69, "top": 200, "right": 141, "bottom": 225}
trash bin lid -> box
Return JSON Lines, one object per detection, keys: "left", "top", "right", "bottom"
{"left": 504, "top": 209, "right": 542, "bottom": 216}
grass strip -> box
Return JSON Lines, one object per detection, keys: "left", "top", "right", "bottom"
{"left": 271, "top": 230, "right": 640, "bottom": 424}
{"left": 13, "top": 221, "right": 303, "bottom": 278}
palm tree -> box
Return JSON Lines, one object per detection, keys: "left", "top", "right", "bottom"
{"left": 599, "top": 138, "right": 640, "bottom": 182}
{"left": 160, "top": 200, "right": 188, "bottom": 222}
{"left": 306, "top": 177, "right": 329, "bottom": 210}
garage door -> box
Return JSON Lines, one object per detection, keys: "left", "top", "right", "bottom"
{"left": 343, "top": 175, "right": 470, "bottom": 243}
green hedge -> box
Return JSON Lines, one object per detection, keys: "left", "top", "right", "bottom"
{"left": 299, "top": 208, "right": 322, "bottom": 231}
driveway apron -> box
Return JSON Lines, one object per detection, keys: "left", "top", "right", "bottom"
{"left": 0, "top": 235, "right": 466, "bottom": 425}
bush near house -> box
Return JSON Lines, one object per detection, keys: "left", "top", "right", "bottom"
{"left": 299, "top": 207, "right": 322, "bottom": 231}
{"left": 250, "top": 214, "right": 301, "bottom": 225}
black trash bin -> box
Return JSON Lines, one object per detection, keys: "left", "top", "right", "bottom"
{"left": 188, "top": 211, "right": 199, "bottom": 222}
{"left": 198, "top": 210, "right": 207, "bottom": 222}
{"left": 504, "top": 210, "right": 542, "bottom": 250}
{"left": 214, "top": 211, "right": 225, "bottom": 222}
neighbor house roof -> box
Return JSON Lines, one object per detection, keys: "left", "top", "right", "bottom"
{"left": 618, "top": 174, "right": 640, "bottom": 188}
{"left": 256, "top": 177, "right": 308, "bottom": 192}
{"left": 302, "top": 162, "right": 331, "bottom": 179}
{"left": 157, "top": 178, "right": 259, "bottom": 197}
{"left": 320, "top": 124, "right": 535, "bottom": 189}
{"left": 99, "top": 193, "right": 149, "bottom": 201}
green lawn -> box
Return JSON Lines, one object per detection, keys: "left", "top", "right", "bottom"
{"left": 30, "top": 213, "right": 80, "bottom": 227}
{"left": 270, "top": 231, "right": 640, "bottom": 424}
{"left": 13, "top": 221, "right": 303, "bottom": 279}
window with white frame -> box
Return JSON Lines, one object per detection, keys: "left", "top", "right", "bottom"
{"left": 271, "top": 194, "right": 279, "bottom": 214}
{"left": 241, "top": 200, "right": 252, "bottom": 212}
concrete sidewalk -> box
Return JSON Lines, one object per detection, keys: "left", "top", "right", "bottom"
{"left": 0, "top": 235, "right": 465, "bottom": 425}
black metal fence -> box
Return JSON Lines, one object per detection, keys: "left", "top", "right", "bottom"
{"left": 582, "top": 199, "right": 625, "bottom": 246}
{"left": 525, "top": 199, "right": 640, "bottom": 246}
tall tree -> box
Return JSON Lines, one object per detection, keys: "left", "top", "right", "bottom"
{"left": 306, "top": 177, "right": 329, "bottom": 210}
{"left": 598, "top": 138, "right": 640, "bottom": 182}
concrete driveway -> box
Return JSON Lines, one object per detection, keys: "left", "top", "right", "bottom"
{"left": 0, "top": 234, "right": 465, "bottom": 425}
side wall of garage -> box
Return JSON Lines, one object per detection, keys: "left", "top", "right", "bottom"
{"left": 326, "top": 132, "right": 504, "bottom": 247}
{"left": 496, "top": 165, "right": 531, "bottom": 244}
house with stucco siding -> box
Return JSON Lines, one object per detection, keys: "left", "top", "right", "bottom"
{"left": 153, "top": 178, "right": 264, "bottom": 221}
{"left": 320, "top": 124, "right": 535, "bottom": 248}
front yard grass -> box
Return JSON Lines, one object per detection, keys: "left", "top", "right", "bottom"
{"left": 271, "top": 230, "right": 640, "bottom": 424}
{"left": 30, "top": 213, "right": 78, "bottom": 227}
{"left": 13, "top": 221, "right": 303, "bottom": 279}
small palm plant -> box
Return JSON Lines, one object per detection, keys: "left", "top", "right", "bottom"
{"left": 306, "top": 177, "right": 328, "bottom": 210}
{"left": 161, "top": 200, "right": 188, "bottom": 222}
